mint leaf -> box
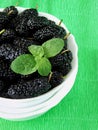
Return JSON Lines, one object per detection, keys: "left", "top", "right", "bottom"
{"left": 42, "top": 38, "right": 64, "bottom": 58}
{"left": 11, "top": 54, "right": 37, "bottom": 75}
{"left": 38, "top": 57, "right": 51, "bottom": 76}
{"left": 28, "top": 45, "right": 44, "bottom": 58}
{"left": 10, "top": 38, "right": 64, "bottom": 76}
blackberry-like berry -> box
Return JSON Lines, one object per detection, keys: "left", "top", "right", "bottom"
{"left": 32, "top": 78, "right": 51, "bottom": 96}
{"left": 3, "top": 6, "right": 18, "bottom": 19}
{"left": 48, "top": 20, "right": 56, "bottom": 25}
{"left": 20, "top": 8, "right": 38, "bottom": 18}
{"left": 50, "top": 50, "right": 73, "bottom": 76}
{"left": 33, "top": 26, "right": 55, "bottom": 43}
{"left": 66, "top": 50, "right": 73, "bottom": 62}
{"left": 13, "top": 37, "right": 40, "bottom": 52}
{"left": 13, "top": 8, "right": 38, "bottom": 28}
{"left": 59, "top": 61, "right": 72, "bottom": 76}
{"left": 33, "top": 25, "right": 66, "bottom": 43}
{"left": 52, "top": 24, "right": 66, "bottom": 38}
{"left": 0, "top": 57, "right": 20, "bottom": 82}
{"left": 0, "top": 57, "right": 8, "bottom": 77}
{"left": 8, "top": 14, "right": 23, "bottom": 29}
{"left": 50, "top": 53, "right": 68, "bottom": 67}
{"left": 0, "top": 12, "right": 9, "bottom": 30}
{"left": 15, "top": 18, "right": 30, "bottom": 37}
{"left": 0, "top": 29, "right": 16, "bottom": 43}
{"left": 0, "top": 44, "right": 25, "bottom": 61}
{"left": 63, "top": 39, "right": 67, "bottom": 50}
{"left": 27, "top": 16, "right": 50, "bottom": 30}
{"left": 49, "top": 71, "right": 63, "bottom": 88}
{"left": 7, "top": 77, "right": 51, "bottom": 99}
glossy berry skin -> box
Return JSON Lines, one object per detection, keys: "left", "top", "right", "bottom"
{"left": 48, "top": 20, "right": 56, "bottom": 25}
{"left": 63, "top": 39, "right": 67, "bottom": 50}
{"left": 27, "top": 16, "right": 50, "bottom": 30}
{"left": 0, "top": 29, "right": 16, "bottom": 43}
{"left": 49, "top": 71, "right": 63, "bottom": 88}
{"left": 33, "top": 25, "right": 66, "bottom": 43}
{"left": 59, "top": 61, "right": 72, "bottom": 76}
{"left": 0, "top": 12, "right": 9, "bottom": 30}
{"left": 0, "top": 57, "right": 20, "bottom": 82}
{"left": 20, "top": 8, "right": 38, "bottom": 18}
{"left": 66, "top": 50, "right": 73, "bottom": 62}
{"left": 13, "top": 37, "right": 40, "bottom": 52}
{"left": 0, "top": 44, "right": 25, "bottom": 61}
{"left": 3, "top": 6, "right": 18, "bottom": 19}
{"left": 33, "top": 26, "right": 55, "bottom": 43}
{"left": 50, "top": 53, "right": 67, "bottom": 67}
{"left": 10, "top": 8, "right": 38, "bottom": 29}
{"left": 7, "top": 77, "right": 51, "bottom": 99}
{"left": 49, "top": 50, "right": 73, "bottom": 76}
{"left": 15, "top": 18, "right": 29, "bottom": 37}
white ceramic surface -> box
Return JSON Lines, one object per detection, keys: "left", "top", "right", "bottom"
{"left": 0, "top": 7, "right": 78, "bottom": 121}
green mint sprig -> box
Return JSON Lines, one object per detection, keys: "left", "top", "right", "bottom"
{"left": 11, "top": 38, "right": 64, "bottom": 76}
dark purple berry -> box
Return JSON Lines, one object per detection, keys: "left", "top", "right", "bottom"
{"left": 49, "top": 71, "right": 63, "bottom": 88}
{"left": 20, "top": 8, "right": 38, "bottom": 18}
{"left": 13, "top": 37, "right": 40, "bottom": 52}
{"left": 0, "top": 29, "right": 16, "bottom": 43}
{"left": 0, "top": 44, "right": 25, "bottom": 61}
{"left": 3, "top": 6, "right": 18, "bottom": 19}
{"left": 7, "top": 77, "right": 51, "bottom": 99}
{"left": 0, "top": 57, "right": 20, "bottom": 83}
{"left": 33, "top": 25, "right": 66, "bottom": 43}
{"left": 27, "top": 16, "right": 50, "bottom": 30}
{"left": 50, "top": 50, "right": 73, "bottom": 76}
{"left": 15, "top": 18, "right": 29, "bottom": 37}
{"left": 0, "top": 12, "right": 9, "bottom": 30}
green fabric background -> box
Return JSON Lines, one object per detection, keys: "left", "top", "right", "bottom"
{"left": 0, "top": 0, "right": 98, "bottom": 129}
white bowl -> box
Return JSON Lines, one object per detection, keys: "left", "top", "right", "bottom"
{"left": 0, "top": 7, "right": 78, "bottom": 121}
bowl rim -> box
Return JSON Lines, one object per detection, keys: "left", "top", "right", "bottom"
{"left": 0, "top": 7, "right": 78, "bottom": 102}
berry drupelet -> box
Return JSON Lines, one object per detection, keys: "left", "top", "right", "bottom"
{"left": 3, "top": 6, "right": 18, "bottom": 19}
{"left": 13, "top": 37, "right": 40, "bottom": 52}
{"left": 0, "top": 12, "right": 9, "bottom": 30}
{"left": 7, "top": 77, "right": 51, "bottom": 99}
{"left": 27, "top": 16, "right": 50, "bottom": 31}
{"left": 33, "top": 24, "right": 66, "bottom": 43}
{"left": 0, "top": 29, "right": 16, "bottom": 44}
{"left": 0, "top": 57, "right": 20, "bottom": 83}
{"left": 20, "top": 8, "right": 38, "bottom": 18}
{"left": 49, "top": 50, "right": 73, "bottom": 76}
{"left": 49, "top": 71, "right": 63, "bottom": 88}
{"left": 15, "top": 17, "right": 30, "bottom": 37}
{"left": 0, "top": 44, "right": 25, "bottom": 61}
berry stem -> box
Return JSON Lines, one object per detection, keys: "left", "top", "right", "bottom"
{"left": 61, "top": 49, "right": 69, "bottom": 54}
{"left": 0, "top": 29, "right": 5, "bottom": 35}
{"left": 8, "top": 10, "right": 14, "bottom": 15}
{"left": 58, "top": 19, "right": 63, "bottom": 26}
{"left": 64, "top": 32, "right": 71, "bottom": 40}
{"left": 48, "top": 72, "right": 53, "bottom": 82}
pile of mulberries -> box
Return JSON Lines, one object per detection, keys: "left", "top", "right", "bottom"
{"left": 0, "top": 6, "right": 73, "bottom": 99}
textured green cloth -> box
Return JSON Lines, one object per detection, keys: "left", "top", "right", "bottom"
{"left": 0, "top": 0, "right": 98, "bottom": 130}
